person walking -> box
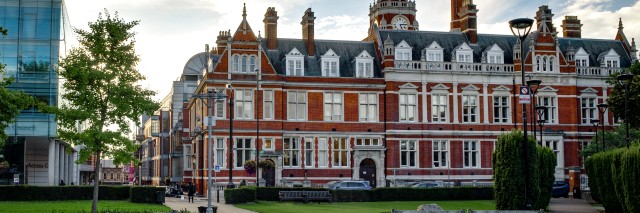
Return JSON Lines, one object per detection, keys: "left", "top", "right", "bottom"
{"left": 187, "top": 182, "right": 195, "bottom": 203}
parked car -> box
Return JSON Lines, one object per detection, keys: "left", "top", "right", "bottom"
{"left": 328, "top": 181, "right": 372, "bottom": 191}
{"left": 551, "top": 181, "right": 569, "bottom": 198}
{"left": 411, "top": 182, "right": 440, "bottom": 188}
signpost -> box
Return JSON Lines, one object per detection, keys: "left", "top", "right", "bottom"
{"left": 519, "top": 86, "right": 531, "bottom": 104}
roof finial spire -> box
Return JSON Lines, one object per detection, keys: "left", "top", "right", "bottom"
{"left": 242, "top": 3, "right": 247, "bottom": 20}
{"left": 618, "top": 17, "right": 623, "bottom": 30}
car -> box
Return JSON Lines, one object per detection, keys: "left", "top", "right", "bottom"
{"left": 411, "top": 182, "right": 440, "bottom": 188}
{"left": 328, "top": 181, "right": 372, "bottom": 191}
{"left": 551, "top": 181, "right": 569, "bottom": 198}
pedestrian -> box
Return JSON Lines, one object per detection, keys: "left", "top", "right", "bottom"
{"left": 187, "top": 182, "right": 196, "bottom": 203}
{"left": 59, "top": 179, "right": 66, "bottom": 186}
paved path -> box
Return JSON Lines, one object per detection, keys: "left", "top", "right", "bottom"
{"left": 549, "top": 198, "right": 600, "bottom": 213}
{"left": 164, "top": 193, "right": 256, "bottom": 213}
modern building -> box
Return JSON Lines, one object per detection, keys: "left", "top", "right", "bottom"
{"left": 0, "top": 0, "right": 78, "bottom": 186}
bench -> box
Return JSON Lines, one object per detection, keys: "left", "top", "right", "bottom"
{"left": 278, "top": 191, "right": 332, "bottom": 203}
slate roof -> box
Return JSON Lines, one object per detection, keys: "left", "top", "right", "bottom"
{"left": 261, "top": 39, "right": 383, "bottom": 77}
{"left": 558, "top": 37, "right": 631, "bottom": 67}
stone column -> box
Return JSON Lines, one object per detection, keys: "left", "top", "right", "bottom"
{"left": 452, "top": 83, "right": 459, "bottom": 123}
{"left": 48, "top": 140, "right": 56, "bottom": 186}
{"left": 483, "top": 83, "right": 489, "bottom": 124}
{"left": 422, "top": 82, "right": 428, "bottom": 123}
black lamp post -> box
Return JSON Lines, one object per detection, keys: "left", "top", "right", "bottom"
{"left": 527, "top": 79, "right": 542, "bottom": 139}
{"left": 535, "top": 105, "right": 547, "bottom": 143}
{"left": 255, "top": 68, "right": 260, "bottom": 186}
{"left": 227, "top": 84, "right": 236, "bottom": 189}
{"left": 510, "top": 17, "right": 534, "bottom": 210}
{"left": 617, "top": 73, "right": 634, "bottom": 148}
{"left": 591, "top": 119, "right": 600, "bottom": 151}
{"left": 597, "top": 103, "right": 608, "bottom": 150}
{"left": 191, "top": 153, "right": 196, "bottom": 184}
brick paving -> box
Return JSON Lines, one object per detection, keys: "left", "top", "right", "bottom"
{"left": 164, "top": 193, "right": 256, "bottom": 213}
{"left": 549, "top": 198, "right": 600, "bottom": 213}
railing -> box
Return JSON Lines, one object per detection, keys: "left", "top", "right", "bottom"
{"left": 576, "top": 67, "right": 622, "bottom": 76}
{"left": 394, "top": 61, "right": 514, "bottom": 73}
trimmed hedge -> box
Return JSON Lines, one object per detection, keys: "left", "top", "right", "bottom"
{"left": 0, "top": 186, "right": 163, "bottom": 204}
{"left": 256, "top": 187, "right": 327, "bottom": 201}
{"left": 586, "top": 144, "right": 640, "bottom": 213}
{"left": 224, "top": 187, "right": 256, "bottom": 204}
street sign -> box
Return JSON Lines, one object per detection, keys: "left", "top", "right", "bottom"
{"left": 214, "top": 164, "right": 221, "bottom": 173}
{"left": 519, "top": 86, "right": 531, "bottom": 104}
{"left": 205, "top": 116, "right": 216, "bottom": 127}
{"left": 13, "top": 178, "right": 19, "bottom": 184}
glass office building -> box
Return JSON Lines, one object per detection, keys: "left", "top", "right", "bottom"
{"left": 1, "top": 0, "right": 77, "bottom": 185}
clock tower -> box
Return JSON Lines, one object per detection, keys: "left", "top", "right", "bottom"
{"left": 368, "top": 0, "right": 418, "bottom": 32}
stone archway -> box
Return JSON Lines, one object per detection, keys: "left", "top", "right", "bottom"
{"left": 261, "top": 159, "right": 276, "bottom": 186}
{"left": 359, "top": 159, "right": 376, "bottom": 188}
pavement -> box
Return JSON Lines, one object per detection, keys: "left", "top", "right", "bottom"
{"left": 548, "top": 198, "right": 600, "bottom": 213}
{"left": 164, "top": 192, "right": 256, "bottom": 213}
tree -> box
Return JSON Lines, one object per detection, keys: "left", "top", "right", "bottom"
{"left": 607, "top": 63, "right": 640, "bottom": 129}
{"left": 41, "top": 11, "right": 158, "bottom": 213}
{"left": 581, "top": 124, "right": 640, "bottom": 157}
{"left": 0, "top": 27, "right": 36, "bottom": 160}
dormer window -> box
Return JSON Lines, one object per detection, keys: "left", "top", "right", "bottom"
{"left": 485, "top": 44, "right": 504, "bottom": 64}
{"left": 575, "top": 48, "right": 589, "bottom": 67}
{"left": 232, "top": 54, "right": 257, "bottom": 73}
{"left": 454, "top": 43, "right": 473, "bottom": 63}
{"left": 424, "top": 41, "right": 443, "bottom": 62}
{"left": 286, "top": 48, "right": 305, "bottom": 76}
{"left": 355, "top": 50, "right": 374, "bottom": 78}
{"left": 600, "top": 49, "right": 620, "bottom": 68}
{"left": 395, "top": 40, "right": 412, "bottom": 60}
{"left": 321, "top": 49, "right": 340, "bottom": 77}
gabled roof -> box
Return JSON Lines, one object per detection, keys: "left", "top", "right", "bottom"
{"left": 261, "top": 39, "right": 382, "bottom": 77}
{"left": 558, "top": 38, "right": 631, "bottom": 67}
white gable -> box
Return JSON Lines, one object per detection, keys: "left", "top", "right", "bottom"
{"left": 461, "top": 84, "right": 480, "bottom": 91}
{"left": 431, "top": 83, "right": 450, "bottom": 91}
{"left": 488, "top": 44, "right": 503, "bottom": 52}
{"left": 322, "top": 49, "right": 339, "bottom": 57}
{"left": 580, "top": 87, "right": 598, "bottom": 95}
{"left": 427, "top": 41, "right": 442, "bottom": 49}
{"left": 356, "top": 50, "right": 373, "bottom": 58}
{"left": 576, "top": 47, "right": 589, "bottom": 56}
{"left": 396, "top": 40, "right": 412, "bottom": 49}
{"left": 456, "top": 42, "right": 472, "bottom": 51}
{"left": 399, "top": 82, "right": 419, "bottom": 90}
{"left": 604, "top": 49, "right": 620, "bottom": 57}
{"left": 287, "top": 47, "right": 303, "bottom": 56}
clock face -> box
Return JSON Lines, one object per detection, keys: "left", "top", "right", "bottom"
{"left": 392, "top": 16, "right": 409, "bottom": 30}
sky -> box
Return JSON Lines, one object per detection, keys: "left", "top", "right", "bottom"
{"left": 63, "top": 0, "right": 640, "bottom": 101}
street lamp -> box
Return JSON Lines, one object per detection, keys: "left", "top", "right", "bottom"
{"left": 255, "top": 68, "right": 260, "bottom": 187}
{"left": 597, "top": 103, "right": 608, "bottom": 150}
{"left": 510, "top": 17, "right": 534, "bottom": 210}
{"left": 535, "top": 105, "right": 547, "bottom": 143}
{"left": 590, "top": 119, "right": 600, "bottom": 151}
{"left": 191, "top": 153, "right": 196, "bottom": 185}
{"left": 527, "top": 79, "right": 542, "bottom": 139}
{"left": 616, "top": 73, "right": 634, "bottom": 148}
{"left": 227, "top": 84, "right": 236, "bottom": 189}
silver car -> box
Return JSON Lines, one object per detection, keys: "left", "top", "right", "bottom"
{"left": 329, "top": 181, "right": 372, "bottom": 191}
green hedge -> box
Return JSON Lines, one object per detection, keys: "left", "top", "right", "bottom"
{"left": 586, "top": 145, "right": 640, "bottom": 213}
{"left": 256, "top": 187, "right": 327, "bottom": 201}
{"left": 224, "top": 187, "right": 256, "bottom": 204}
{"left": 0, "top": 186, "right": 163, "bottom": 204}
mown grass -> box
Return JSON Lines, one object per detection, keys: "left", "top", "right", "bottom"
{"left": 236, "top": 200, "right": 496, "bottom": 213}
{"left": 0, "top": 200, "right": 172, "bottom": 213}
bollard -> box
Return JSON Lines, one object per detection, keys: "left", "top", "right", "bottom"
{"left": 217, "top": 189, "right": 220, "bottom": 203}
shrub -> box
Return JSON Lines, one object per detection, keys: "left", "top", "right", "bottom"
{"left": 0, "top": 186, "right": 140, "bottom": 201}
{"left": 129, "top": 186, "right": 165, "bottom": 203}
{"left": 224, "top": 187, "right": 256, "bottom": 204}
{"left": 586, "top": 149, "right": 625, "bottom": 213}
{"left": 332, "top": 190, "right": 371, "bottom": 202}
{"left": 620, "top": 146, "right": 640, "bottom": 213}
{"left": 535, "top": 146, "right": 556, "bottom": 210}
{"left": 256, "top": 187, "right": 326, "bottom": 201}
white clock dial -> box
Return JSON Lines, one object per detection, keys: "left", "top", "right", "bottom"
{"left": 392, "top": 17, "right": 408, "bottom": 30}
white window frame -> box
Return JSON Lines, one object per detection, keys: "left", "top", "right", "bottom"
{"left": 304, "top": 138, "right": 315, "bottom": 167}
{"left": 287, "top": 91, "right": 307, "bottom": 121}
{"left": 317, "top": 138, "right": 328, "bottom": 167}
{"left": 232, "top": 54, "right": 257, "bottom": 73}
{"left": 425, "top": 41, "right": 444, "bottom": 62}
{"left": 324, "top": 92, "right": 343, "bottom": 121}
{"left": 215, "top": 138, "right": 226, "bottom": 168}
{"left": 580, "top": 141, "right": 590, "bottom": 168}
{"left": 455, "top": 43, "right": 473, "bottom": 63}
{"left": 355, "top": 138, "right": 381, "bottom": 146}
{"left": 184, "top": 144, "right": 193, "bottom": 170}
{"left": 536, "top": 55, "right": 557, "bottom": 72}
{"left": 399, "top": 93, "right": 417, "bottom": 122}
{"left": 286, "top": 48, "right": 305, "bottom": 76}
{"left": 263, "top": 90, "right": 274, "bottom": 120}
{"left": 215, "top": 98, "right": 226, "bottom": 119}
{"left": 234, "top": 138, "right": 254, "bottom": 168}
{"left": 232, "top": 55, "right": 240, "bottom": 72}
{"left": 262, "top": 138, "right": 275, "bottom": 151}
{"left": 538, "top": 96, "right": 558, "bottom": 124}
{"left": 355, "top": 50, "right": 374, "bottom": 78}
{"left": 602, "top": 49, "right": 620, "bottom": 68}
{"left": 283, "top": 137, "right": 301, "bottom": 168}
{"left": 462, "top": 94, "right": 479, "bottom": 123}
{"left": 331, "top": 137, "right": 349, "bottom": 168}
{"left": 575, "top": 48, "right": 589, "bottom": 67}
{"left": 394, "top": 40, "right": 412, "bottom": 60}
{"left": 234, "top": 89, "right": 253, "bottom": 120}
{"left": 432, "top": 140, "right": 449, "bottom": 168}
{"left": 400, "top": 140, "right": 418, "bottom": 168}
{"left": 493, "top": 96, "right": 510, "bottom": 123}
{"left": 321, "top": 49, "right": 340, "bottom": 77}
{"left": 431, "top": 93, "right": 448, "bottom": 123}
{"left": 359, "top": 93, "right": 378, "bottom": 122}
{"left": 463, "top": 140, "right": 480, "bottom": 168}
{"left": 539, "top": 140, "right": 561, "bottom": 168}
{"left": 581, "top": 97, "right": 597, "bottom": 124}
{"left": 486, "top": 44, "right": 504, "bottom": 64}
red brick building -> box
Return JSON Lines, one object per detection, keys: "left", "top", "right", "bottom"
{"left": 183, "top": 0, "right": 637, "bottom": 194}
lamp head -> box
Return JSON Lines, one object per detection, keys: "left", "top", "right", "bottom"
{"left": 535, "top": 105, "right": 547, "bottom": 117}
{"left": 509, "top": 18, "right": 534, "bottom": 39}
{"left": 617, "top": 73, "right": 634, "bottom": 87}
{"left": 597, "top": 103, "right": 608, "bottom": 114}
{"left": 590, "top": 119, "right": 600, "bottom": 125}
{"left": 526, "top": 79, "right": 542, "bottom": 87}
{"left": 537, "top": 119, "right": 546, "bottom": 126}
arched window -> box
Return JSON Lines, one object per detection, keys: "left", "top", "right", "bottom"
{"left": 232, "top": 55, "right": 240, "bottom": 72}
{"left": 536, "top": 56, "right": 541, "bottom": 71}
{"left": 249, "top": 56, "right": 256, "bottom": 72}
{"left": 549, "top": 56, "right": 555, "bottom": 72}
{"left": 542, "top": 56, "right": 547, "bottom": 72}
{"left": 241, "top": 56, "right": 247, "bottom": 72}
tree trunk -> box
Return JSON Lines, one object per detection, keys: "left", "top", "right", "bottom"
{"left": 91, "top": 150, "right": 101, "bottom": 213}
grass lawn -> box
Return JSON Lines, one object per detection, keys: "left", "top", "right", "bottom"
{"left": 236, "top": 200, "right": 496, "bottom": 213}
{"left": 0, "top": 200, "right": 172, "bottom": 213}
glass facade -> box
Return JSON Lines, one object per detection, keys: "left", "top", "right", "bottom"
{"left": 1, "top": 0, "right": 71, "bottom": 137}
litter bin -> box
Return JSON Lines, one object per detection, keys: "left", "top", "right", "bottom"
{"left": 198, "top": 206, "right": 218, "bottom": 213}
{"left": 156, "top": 191, "right": 165, "bottom": 204}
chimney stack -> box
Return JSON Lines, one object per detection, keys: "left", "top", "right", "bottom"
{"left": 458, "top": 0, "right": 478, "bottom": 44}
{"left": 301, "top": 8, "right": 316, "bottom": 56}
{"left": 264, "top": 7, "right": 279, "bottom": 49}
{"left": 216, "top": 30, "right": 230, "bottom": 54}
{"left": 561, "top": 16, "right": 582, "bottom": 38}
{"left": 450, "top": 0, "right": 463, "bottom": 32}
{"left": 536, "top": 5, "right": 556, "bottom": 33}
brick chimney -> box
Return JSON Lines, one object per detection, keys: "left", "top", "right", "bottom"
{"left": 301, "top": 8, "right": 316, "bottom": 56}
{"left": 216, "top": 30, "right": 230, "bottom": 54}
{"left": 536, "top": 5, "right": 556, "bottom": 33}
{"left": 561, "top": 16, "right": 582, "bottom": 38}
{"left": 450, "top": 0, "right": 463, "bottom": 32}
{"left": 264, "top": 7, "right": 279, "bottom": 49}
{"left": 458, "top": 0, "right": 478, "bottom": 44}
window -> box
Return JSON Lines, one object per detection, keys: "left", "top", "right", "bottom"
{"left": 286, "top": 48, "right": 305, "bottom": 76}
{"left": 536, "top": 55, "right": 556, "bottom": 72}
{"left": 232, "top": 55, "right": 240, "bottom": 72}
{"left": 602, "top": 49, "right": 620, "bottom": 68}
{"left": 400, "top": 140, "right": 417, "bottom": 168}
{"left": 356, "top": 138, "right": 380, "bottom": 146}
{"left": 462, "top": 95, "right": 478, "bottom": 123}
{"left": 539, "top": 140, "right": 561, "bottom": 168}
{"left": 463, "top": 141, "right": 479, "bottom": 168}
{"left": 235, "top": 138, "right": 253, "bottom": 168}
{"left": 580, "top": 141, "right": 590, "bottom": 168}
{"left": 262, "top": 138, "right": 274, "bottom": 151}
{"left": 395, "top": 40, "right": 412, "bottom": 60}
{"left": 359, "top": 93, "right": 378, "bottom": 122}
{"left": 432, "top": 94, "right": 448, "bottom": 123}
{"left": 427, "top": 52, "right": 443, "bottom": 62}
{"left": 538, "top": 96, "right": 557, "bottom": 123}
{"left": 263, "top": 90, "right": 274, "bottom": 120}
{"left": 283, "top": 138, "right": 300, "bottom": 167}
{"left": 184, "top": 144, "right": 192, "bottom": 170}
{"left": 493, "top": 96, "right": 510, "bottom": 123}
{"left": 304, "top": 138, "right": 314, "bottom": 167}
{"left": 241, "top": 56, "right": 247, "bottom": 72}
{"left": 425, "top": 41, "right": 444, "bottom": 62}
{"left": 432, "top": 140, "right": 448, "bottom": 168}
{"left": 287, "top": 91, "right": 306, "bottom": 120}
{"left": 355, "top": 50, "right": 374, "bottom": 78}
{"left": 485, "top": 44, "right": 504, "bottom": 64}
{"left": 575, "top": 48, "right": 589, "bottom": 67}
{"left": 322, "top": 60, "right": 339, "bottom": 77}
{"left": 249, "top": 56, "right": 256, "bottom": 72}
{"left": 332, "top": 138, "right": 349, "bottom": 167}
{"left": 232, "top": 55, "right": 256, "bottom": 73}
{"left": 318, "top": 138, "right": 328, "bottom": 167}
{"left": 457, "top": 53, "right": 472, "bottom": 63}
{"left": 399, "top": 93, "right": 417, "bottom": 122}
{"left": 324, "top": 92, "right": 343, "bottom": 121}
{"left": 581, "top": 97, "right": 597, "bottom": 124}
{"left": 234, "top": 89, "right": 253, "bottom": 119}
{"left": 215, "top": 98, "right": 225, "bottom": 119}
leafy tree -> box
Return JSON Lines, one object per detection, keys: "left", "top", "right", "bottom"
{"left": 607, "top": 63, "right": 640, "bottom": 129}
{"left": 0, "top": 28, "right": 36, "bottom": 160}
{"left": 41, "top": 11, "right": 157, "bottom": 213}
{"left": 581, "top": 124, "right": 640, "bottom": 157}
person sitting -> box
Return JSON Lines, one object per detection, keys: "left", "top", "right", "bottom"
{"left": 59, "top": 179, "right": 66, "bottom": 186}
